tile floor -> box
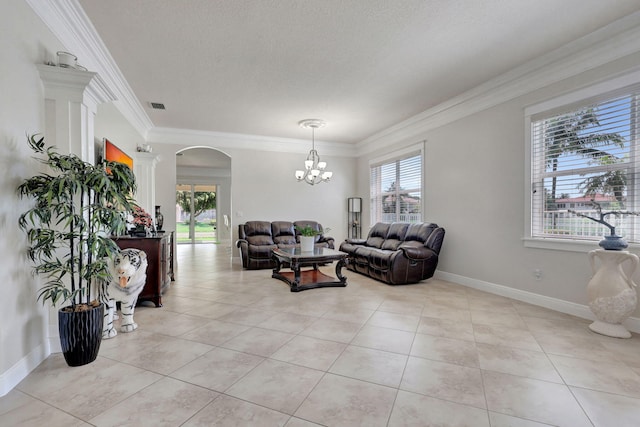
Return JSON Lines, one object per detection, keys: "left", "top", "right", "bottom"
{"left": 3, "top": 244, "right": 640, "bottom": 426}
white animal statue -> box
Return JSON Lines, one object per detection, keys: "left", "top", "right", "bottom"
{"left": 100, "top": 248, "right": 148, "bottom": 339}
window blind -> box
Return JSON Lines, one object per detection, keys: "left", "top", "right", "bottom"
{"left": 531, "top": 89, "right": 640, "bottom": 242}
{"left": 370, "top": 152, "right": 422, "bottom": 224}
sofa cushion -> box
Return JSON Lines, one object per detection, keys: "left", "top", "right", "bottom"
{"left": 248, "top": 243, "right": 278, "bottom": 259}
{"left": 243, "top": 221, "right": 275, "bottom": 245}
{"left": 246, "top": 235, "right": 275, "bottom": 246}
{"left": 381, "top": 222, "right": 409, "bottom": 250}
{"left": 365, "top": 222, "right": 390, "bottom": 249}
{"left": 272, "top": 221, "right": 297, "bottom": 245}
{"left": 368, "top": 248, "right": 396, "bottom": 270}
{"left": 404, "top": 222, "right": 436, "bottom": 244}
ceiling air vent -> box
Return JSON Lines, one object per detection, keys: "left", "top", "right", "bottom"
{"left": 149, "top": 102, "right": 166, "bottom": 110}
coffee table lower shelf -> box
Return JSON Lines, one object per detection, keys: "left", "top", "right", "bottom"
{"left": 272, "top": 268, "right": 346, "bottom": 292}
{"left": 271, "top": 247, "right": 348, "bottom": 292}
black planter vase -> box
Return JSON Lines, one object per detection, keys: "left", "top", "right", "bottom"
{"left": 155, "top": 205, "right": 164, "bottom": 231}
{"left": 58, "top": 303, "right": 104, "bottom": 367}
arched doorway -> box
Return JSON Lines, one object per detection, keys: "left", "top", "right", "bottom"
{"left": 175, "top": 147, "right": 231, "bottom": 246}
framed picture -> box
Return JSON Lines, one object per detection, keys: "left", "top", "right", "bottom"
{"left": 104, "top": 138, "right": 133, "bottom": 169}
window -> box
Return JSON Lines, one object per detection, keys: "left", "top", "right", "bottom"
{"left": 370, "top": 150, "right": 422, "bottom": 224}
{"left": 529, "top": 83, "right": 640, "bottom": 246}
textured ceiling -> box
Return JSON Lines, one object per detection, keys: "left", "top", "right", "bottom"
{"left": 78, "top": 0, "right": 640, "bottom": 144}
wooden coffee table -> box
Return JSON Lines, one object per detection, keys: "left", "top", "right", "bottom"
{"left": 271, "top": 247, "right": 348, "bottom": 292}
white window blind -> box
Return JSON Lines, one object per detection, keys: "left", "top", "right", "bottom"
{"left": 531, "top": 87, "right": 640, "bottom": 243}
{"left": 370, "top": 152, "right": 422, "bottom": 224}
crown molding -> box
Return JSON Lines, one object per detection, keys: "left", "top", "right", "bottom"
{"left": 147, "top": 127, "right": 358, "bottom": 157}
{"left": 26, "top": 0, "right": 153, "bottom": 139}
{"left": 27, "top": 1, "right": 640, "bottom": 158}
{"left": 357, "top": 11, "right": 640, "bottom": 156}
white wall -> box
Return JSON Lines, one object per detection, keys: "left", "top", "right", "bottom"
{"left": 357, "top": 52, "right": 640, "bottom": 320}
{"left": 0, "top": 0, "right": 67, "bottom": 395}
{"left": 229, "top": 150, "right": 354, "bottom": 245}
{"left": 94, "top": 102, "right": 145, "bottom": 154}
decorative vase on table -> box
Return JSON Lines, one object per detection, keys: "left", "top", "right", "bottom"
{"left": 300, "top": 235, "right": 315, "bottom": 252}
{"left": 155, "top": 205, "right": 164, "bottom": 231}
{"left": 587, "top": 248, "right": 638, "bottom": 338}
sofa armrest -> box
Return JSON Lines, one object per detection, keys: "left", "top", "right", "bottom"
{"left": 344, "top": 238, "right": 367, "bottom": 245}
{"left": 425, "top": 227, "right": 445, "bottom": 254}
{"left": 319, "top": 235, "right": 335, "bottom": 249}
{"left": 235, "top": 239, "right": 249, "bottom": 268}
{"left": 399, "top": 245, "right": 437, "bottom": 261}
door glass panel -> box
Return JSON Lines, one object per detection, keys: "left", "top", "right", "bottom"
{"left": 176, "top": 184, "right": 217, "bottom": 244}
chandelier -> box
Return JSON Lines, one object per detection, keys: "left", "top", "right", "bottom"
{"left": 295, "top": 119, "right": 333, "bottom": 185}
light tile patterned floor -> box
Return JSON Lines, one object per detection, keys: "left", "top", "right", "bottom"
{"left": 3, "top": 244, "right": 640, "bottom": 426}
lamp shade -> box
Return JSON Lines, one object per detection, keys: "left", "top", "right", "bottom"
{"left": 349, "top": 197, "right": 361, "bottom": 213}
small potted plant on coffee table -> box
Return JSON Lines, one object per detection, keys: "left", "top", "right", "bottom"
{"left": 296, "top": 225, "right": 331, "bottom": 252}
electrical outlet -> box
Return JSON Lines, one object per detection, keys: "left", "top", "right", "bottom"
{"left": 534, "top": 269, "right": 543, "bottom": 280}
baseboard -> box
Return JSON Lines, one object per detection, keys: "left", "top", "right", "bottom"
{"left": 434, "top": 270, "right": 640, "bottom": 333}
{"left": 48, "top": 322, "right": 61, "bottom": 353}
{"left": 0, "top": 342, "right": 50, "bottom": 397}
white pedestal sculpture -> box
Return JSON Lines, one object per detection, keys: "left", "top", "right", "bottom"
{"left": 587, "top": 249, "right": 638, "bottom": 338}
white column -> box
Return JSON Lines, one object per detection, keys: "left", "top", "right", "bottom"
{"left": 134, "top": 152, "right": 160, "bottom": 217}
{"left": 37, "top": 64, "right": 116, "bottom": 352}
{"left": 37, "top": 64, "right": 116, "bottom": 161}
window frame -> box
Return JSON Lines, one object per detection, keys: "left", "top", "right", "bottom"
{"left": 524, "top": 71, "right": 640, "bottom": 252}
{"left": 369, "top": 143, "right": 424, "bottom": 225}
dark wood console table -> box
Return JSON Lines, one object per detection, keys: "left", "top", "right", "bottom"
{"left": 111, "top": 232, "right": 174, "bottom": 307}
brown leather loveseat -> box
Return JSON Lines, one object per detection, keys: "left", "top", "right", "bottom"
{"left": 237, "top": 220, "right": 334, "bottom": 269}
{"left": 339, "top": 222, "right": 445, "bottom": 285}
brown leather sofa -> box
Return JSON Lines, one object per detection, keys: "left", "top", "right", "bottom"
{"left": 236, "top": 220, "right": 335, "bottom": 269}
{"left": 339, "top": 222, "right": 445, "bottom": 285}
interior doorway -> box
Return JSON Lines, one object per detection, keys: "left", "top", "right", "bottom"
{"left": 175, "top": 184, "right": 218, "bottom": 244}
{"left": 175, "top": 146, "right": 232, "bottom": 249}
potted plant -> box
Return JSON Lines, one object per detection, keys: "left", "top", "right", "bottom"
{"left": 295, "top": 224, "right": 331, "bottom": 252}
{"left": 18, "top": 134, "right": 137, "bottom": 366}
{"left": 129, "top": 205, "right": 154, "bottom": 236}
{"left": 568, "top": 200, "right": 640, "bottom": 250}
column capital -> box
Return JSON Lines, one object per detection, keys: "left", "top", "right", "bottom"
{"left": 37, "top": 64, "right": 116, "bottom": 113}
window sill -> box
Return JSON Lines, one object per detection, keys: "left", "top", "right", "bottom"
{"left": 523, "top": 237, "right": 640, "bottom": 253}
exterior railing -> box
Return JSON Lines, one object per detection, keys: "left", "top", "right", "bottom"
{"left": 380, "top": 213, "right": 422, "bottom": 223}
{"left": 541, "top": 209, "right": 630, "bottom": 238}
